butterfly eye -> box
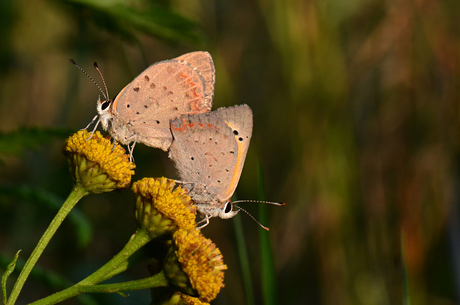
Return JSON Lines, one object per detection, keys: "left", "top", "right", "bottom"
{"left": 101, "top": 100, "right": 111, "bottom": 110}
{"left": 224, "top": 202, "right": 233, "bottom": 214}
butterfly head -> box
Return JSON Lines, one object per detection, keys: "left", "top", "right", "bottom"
{"left": 195, "top": 201, "right": 240, "bottom": 220}
{"left": 96, "top": 96, "right": 113, "bottom": 130}
{"left": 217, "top": 201, "right": 240, "bottom": 219}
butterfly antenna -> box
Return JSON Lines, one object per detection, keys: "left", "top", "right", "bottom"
{"left": 93, "top": 62, "right": 110, "bottom": 102}
{"left": 69, "top": 58, "right": 108, "bottom": 101}
{"left": 234, "top": 205, "right": 270, "bottom": 231}
{"left": 232, "top": 199, "right": 285, "bottom": 207}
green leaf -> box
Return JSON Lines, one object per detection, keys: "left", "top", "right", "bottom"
{"left": 257, "top": 164, "right": 278, "bottom": 305}
{"left": 0, "top": 185, "right": 92, "bottom": 248}
{"left": 233, "top": 215, "right": 256, "bottom": 305}
{"left": 0, "top": 127, "right": 73, "bottom": 157}
{"left": 62, "top": 0, "right": 207, "bottom": 44}
{"left": 2, "top": 250, "right": 20, "bottom": 305}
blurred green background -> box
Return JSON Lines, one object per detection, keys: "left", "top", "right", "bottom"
{"left": 1, "top": 0, "right": 460, "bottom": 304}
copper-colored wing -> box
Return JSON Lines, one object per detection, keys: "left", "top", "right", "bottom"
{"left": 111, "top": 51, "right": 215, "bottom": 151}
{"left": 169, "top": 105, "right": 253, "bottom": 205}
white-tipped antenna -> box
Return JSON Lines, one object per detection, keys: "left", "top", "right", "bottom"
{"left": 93, "top": 62, "right": 110, "bottom": 102}
{"left": 233, "top": 200, "right": 285, "bottom": 231}
{"left": 232, "top": 199, "right": 285, "bottom": 207}
{"left": 69, "top": 58, "right": 108, "bottom": 101}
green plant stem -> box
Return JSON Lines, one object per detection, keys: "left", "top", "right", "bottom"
{"left": 30, "top": 271, "right": 168, "bottom": 305}
{"left": 27, "top": 228, "right": 153, "bottom": 305}
{"left": 257, "top": 164, "right": 278, "bottom": 305}
{"left": 6, "top": 184, "right": 88, "bottom": 305}
{"left": 77, "top": 228, "right": 152, "bottom": 286}
{"left": 233, "top": 215, "right": 255, "bottom": 305}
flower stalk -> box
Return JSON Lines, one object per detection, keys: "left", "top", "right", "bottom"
{"left": 4, "top": 130, "right": 135, "bottom": 305}
{"left": 5, "top": 130, "right": 228, "bottom": 305}
{"left": 29, "top": 270, "right": 169, "bottom": 305}
{"left": 77, "top": 228, "right": 152, "bottom": 286}
{"left": 6, "top": 184, "right": 88, "bottom": 305}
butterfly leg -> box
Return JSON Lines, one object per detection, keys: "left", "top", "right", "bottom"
{"left": 128, "top": 141, "right": 136, "bottom": 162}
{"left": 173, "top": 180, "right": 195, "bottom": 189}
{"left": 84, "top": 117, "right": 102, "bottom": 141}
{"left": 81, "top": 114, "right": 98, "bottom": 131}
{"left": 195, "top": 215, "right": 211, "bottom": 230}
{"left": 111, "top": 140, "right": 118, "bottom": 151}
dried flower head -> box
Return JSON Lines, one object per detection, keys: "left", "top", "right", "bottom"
{"left": 179, "top": 294, "right": 210, "bottom": 305}
{"left": 164, "top": 229, "right": 227, "bottom": 303}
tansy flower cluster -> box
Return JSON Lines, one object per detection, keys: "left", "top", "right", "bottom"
{"left": 63, "top": 130, "right": 135, "bottom": 193}
{"left": 131, "top": 178, "right": 227, "bottom": 303}
{"left": 60, "top": 131, "right": 229, "bottom": 304}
